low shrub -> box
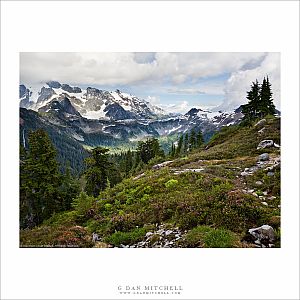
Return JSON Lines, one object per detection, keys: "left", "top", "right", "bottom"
{"left": 43, "top": 211, "right": 77, "bottom": 227}
{"left": 104, "top": 227, "right": 146, "bottom": 246}
{"left": 203, "top": 229, "right": 237, "bottom": 248}
{"left": 165, "top": 179, "right": 179, "bottom": 189}
{"left": 184, "top": 225, "right": 213, "bottom": 247}
{"left": 71, "top": 192, "right": 96, "bottom": 221}
{"left": 20, "top": 225, "right": 93, "bottom": 248}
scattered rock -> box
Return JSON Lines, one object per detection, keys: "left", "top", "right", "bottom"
{"left": 267, "top": 172, "right": 275, "bottom": 176}
{"left": 265, "top": 162, "right": 280, "bottom": 172}
{"left": 130, "top": 224, "right": 184, "bottom": 248}
{"left": 152, "top": 160, "right": 173, "bottom": 170}
{"left": 254, "top": 119, "right": 266, "bottom": 127}
{"left": 255, "top": 181, "right": 263, "bottom": 186}
{"left": 173, "top": 168, "right": 204, "bottom": 175}
{"left": 133, "top": 173, "right": 145, "bottom": 180}
{"left": 145, "top": 232, "right": 153, "bottom": 238}
{"left": 258, "top": 153, "right": 269, "bottom": 161}
{"left": 261, "top": 202, "right": 268, "bottom": 206}
{"left": 262, "top": 191, "right": 268, "bottom": 196}
{"left": 248, "top": 225, "right": 276, "bottom": 247}
{"left": 92, "top": 233, "right": 100, "bottom": 242}
{"left": 258, "top": 127, "right": 266, "bottom": 135}
{"left": 257, "top": 140, "right": 274, "bottom": 150}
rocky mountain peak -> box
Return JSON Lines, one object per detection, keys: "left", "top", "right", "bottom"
{"left": 46, "top": 81, "right": 61, "bottom": 89}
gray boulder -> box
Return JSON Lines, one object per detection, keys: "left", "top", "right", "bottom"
{"left": 248, "top": 225, "right": 275, "bottom": 246}
{"left": 257, "top": 140, "right": 274, "bottom": 150}
{"left": 258, "top": 153, "right": 269, "bottom": 161}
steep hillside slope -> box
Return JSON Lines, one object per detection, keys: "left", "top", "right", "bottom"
{"left": 20, "top": 108, "right": 89, "bottom": 174}
{"left": 20, "top": 116, "right": 281, "bottom": 248}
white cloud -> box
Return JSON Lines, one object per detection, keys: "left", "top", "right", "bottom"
{"left": 161, "top": 101, "right": 189, "bottom": 114}
{"left": 20, "top": 52, "right": 267, "bottom": 87}
{"left": 167, "top": 88, "right": 205, "bottom": 95}
{"left": 216, "top": 53, "right": 280, "bottom": 111}
{"left": 167, "top": 84, "right": 225, "bottom": 96}
{"left": 146, "top": 96, "right": 161, "bottom": 105}
{"left": 20, "top": 52, "right": 280, "bottom": 112}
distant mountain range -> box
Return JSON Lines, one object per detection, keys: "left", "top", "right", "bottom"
{"left": 20, "top": 81, "right": 167, "bottom": 121}
{"left": 19, "top": 81, "right": 245, "bottom": 141}
{"left": 19, "top": 81, "right": 246, "bottom": 172}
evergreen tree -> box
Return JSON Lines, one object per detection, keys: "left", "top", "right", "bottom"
{"left": 241, "top": 79, "right": 261, "bottom": 121}
{"left": 20, "top": 129, "right": 62, "bottom": 228}
{"left": 189, "top": 129, "right": 196, "bottom": 150}
{"left": 136, "top": 138, "right": 164, "bottom": 164}
{"left": 175, "top": 135, "right": 183, "bottom": 157}
{"left": 133, "top": 150, "right": 141, "bottom": 169}
{"left": 84, "top": 147, "right": 112, "bottom": 197}
{"left": 260, "top": 76, "right": 276, "bottom": 117}
{"left": 169, "top": 142, "right": 176, "bottom": 158}
{"left": 196, "top": 130, "right": 204, "bottom": 148}
{"left": 242, "top": 77, "right": 276, "bottom": 121}
{"left": 107, "top": 165, "right": 122, "bottom": 187}
{"left": 183, "top": 133, "right": 189, "bottom": 153}
{"left": 59, "top": 161, "right": 80, "bottom": 211}
{"left": 124, "top": 150, "right": 133, "bottom": 175}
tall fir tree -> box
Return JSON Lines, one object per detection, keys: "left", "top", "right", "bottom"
{"left": 175, "top": 134, "right": 183, "bottom": 157}
{"left": 124, "top": 150, "right": 133, "bottom": 175}
{"left": 20, "top": 129, "right": 62, "bottom": 228}
{"left": 260, "top": 76, "right": 276, "bottom": 117}
{"left": 196, "top": 130, "right": 204, "bottom": 148}
{"left": 241, "top": 79, "right": 261, "bottom": 121}
{"left": 189, "top": 129, "right": 196, "bottom": 150}
{"left": 183, "top": 133, "right": 189, "bottom": 153}
{"left": 242, "top": 77, "right": 276, "bottom": 122}
{"left": 84, "top": 147, "right": 112, "bottom": 197}
{"left": 59, "top": 161, "right": 80, "bottom": 211}
{"left": 169, "top": 142, "right": 176, "bottom": 158}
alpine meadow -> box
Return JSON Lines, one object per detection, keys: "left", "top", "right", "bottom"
{"left": 19, "top": 52, "right": 281, "bottom": 248}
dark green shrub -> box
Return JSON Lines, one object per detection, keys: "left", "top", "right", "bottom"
{"left": 105, "top": 227, "right": 146, "bottom": 246}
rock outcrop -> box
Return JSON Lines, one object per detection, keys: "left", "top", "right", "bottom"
{"left": 248, "top": 225, "right": 276, "bottom": 248}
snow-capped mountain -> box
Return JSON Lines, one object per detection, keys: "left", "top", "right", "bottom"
{"left": 149, "top": 107, "right": 243, "bottom": 138}
{"left": 19, "top": 81, "right": 245, "bottom": 150}
{"left": 19, "top": 81, "right": 168, "bottom": 121}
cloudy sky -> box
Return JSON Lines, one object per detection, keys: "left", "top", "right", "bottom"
{"left": 20, "top": 52, "right": 280, "bottom": 113}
